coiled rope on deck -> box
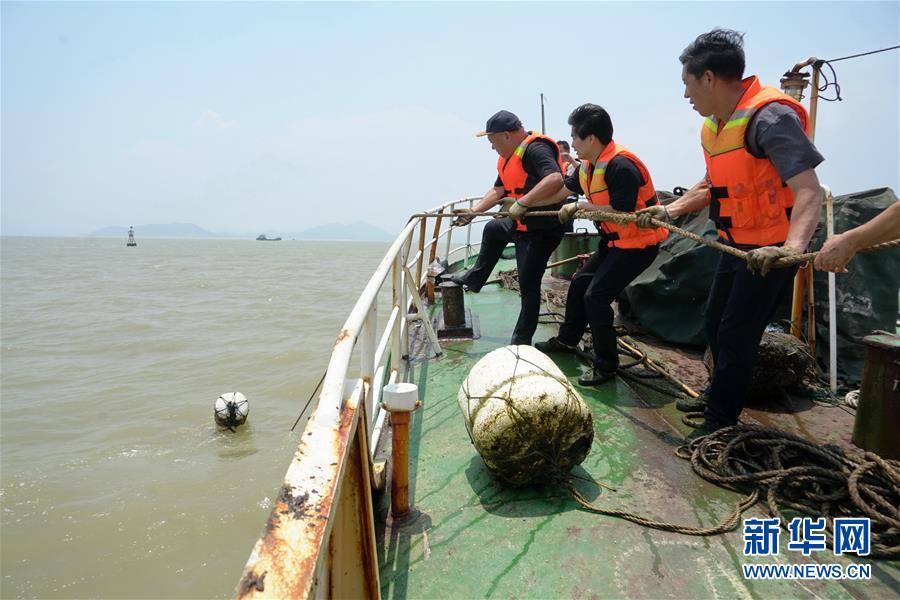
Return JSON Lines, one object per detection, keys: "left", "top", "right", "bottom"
{"left": 679, "top": 424, "right": 900, "bottom": 558}
{"left": 569, "top": 423, "right": 900, "bottom": 552}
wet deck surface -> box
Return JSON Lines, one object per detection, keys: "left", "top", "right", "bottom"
{"left": 375, "top": 266, "right": 899, "bottom": 599}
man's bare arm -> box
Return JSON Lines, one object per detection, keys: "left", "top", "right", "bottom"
{"left": 472, "top": 186, "right": 506, "bottom": 212}
{"left": 814, "top": 201, "right": 900, "bottom": 272}
{"left": 662, "top": 178, "right": 710, "bottom": 218}
{"left": 783, "top": 169, "right": 823, "bottom": 252}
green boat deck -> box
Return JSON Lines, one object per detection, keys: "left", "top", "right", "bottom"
{"left": 374, "top": 261, "right": 899, "bottom": 599}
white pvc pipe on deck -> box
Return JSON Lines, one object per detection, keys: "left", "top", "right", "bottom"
{"left": 823, "top": 185, "right": 837, "bottom": 391}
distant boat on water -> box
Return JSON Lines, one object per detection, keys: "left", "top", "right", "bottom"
{"left": 256, "top": 234, "right": 282, "bottom": 241}
{"left": 126, "top": 226, "right": 137, "bottom": 247}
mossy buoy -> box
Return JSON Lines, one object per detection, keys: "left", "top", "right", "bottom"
{"left": 215, "top": 392, "right": 249, "bottom": 429}
{"left": 457, "top": 345, "right": 593, "bottom": 486}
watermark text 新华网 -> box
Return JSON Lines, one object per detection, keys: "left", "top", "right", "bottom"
{"left": 741, "top": 517, "right": 871, "bottom": 580}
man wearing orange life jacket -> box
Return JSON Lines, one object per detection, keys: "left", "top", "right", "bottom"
{"left": 534, "top": 104, "right": 668, "bottom": 385}
{"left": 636, "top": 29, "right": 824, "bottom": 434}
{"left": 450, "top": 110, "right": 566, "bottom": 345}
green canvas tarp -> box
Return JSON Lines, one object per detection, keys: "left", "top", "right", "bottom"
{"left": 619, "top": 190, "right": 719, "bottom": 347}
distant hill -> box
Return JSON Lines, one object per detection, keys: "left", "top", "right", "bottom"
{"left": 90, "top": 223, "right": 241, "bottom": 239}
{"left": 285, "top": 221, "right": 393, "bottom": 241}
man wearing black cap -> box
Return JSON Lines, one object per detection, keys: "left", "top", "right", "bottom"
{"left": 451, "top": 110, "right": 565, "bottom": 346}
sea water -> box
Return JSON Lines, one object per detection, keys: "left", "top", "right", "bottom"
{"left": 1, "top": 236, "right": 390, "bottom": 598}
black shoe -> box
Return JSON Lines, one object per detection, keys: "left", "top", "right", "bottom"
{"left": 438, "top": 272, "right": 480, "bottom": 293}
{"left": 684, "top": 419, "right": 726, "bottom": 441}
{"left": 451, "top": 273, "right": 481, "bottom": 293}
{"left": 676, "top": 393, "right": 708, "bottom": 412}
{"left": 578, "top": 368, "right": 616, "bottom": 386}
{"left": 534, "top": 337, "right": 577, "bottom": 354}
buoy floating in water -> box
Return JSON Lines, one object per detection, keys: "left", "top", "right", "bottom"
{"left": 215, "top": 392, "right": 249, "bottom": 429}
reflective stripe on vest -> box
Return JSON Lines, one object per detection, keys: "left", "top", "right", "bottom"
{"left": 496, "top": 132, "right": 564, "bottom": 231}
{"left": 701, "top": 76, "right": 810, "bottom": 246}
{"left": 577, "top": 142, "right": 668, "bottom": 249}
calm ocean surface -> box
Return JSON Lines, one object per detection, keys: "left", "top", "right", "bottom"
{"left": 1, "top": 236, "right": 391, "bottom": 599}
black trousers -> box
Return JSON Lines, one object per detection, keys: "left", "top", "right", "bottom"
{"left": 457, "top": 218, "right": 563, "bottom": 345}
{"left": 511, "top": 226, "right": 564, "bottom": 345}
{"left": 703, "top": 252, "right": 798, "bottom": 426}
{"left": 456, "top": 218, "right": 514, "bottom": 292}
{"left": 557, "top": 244, "right": 658, "bottom": 371}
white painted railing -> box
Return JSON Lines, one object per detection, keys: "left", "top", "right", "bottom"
{"left": 236, "top": 195, "right": 486, "bottom": 599}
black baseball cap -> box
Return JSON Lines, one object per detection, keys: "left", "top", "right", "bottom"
{"left": 476, "top": 110, "right": 523, "bottom": 137}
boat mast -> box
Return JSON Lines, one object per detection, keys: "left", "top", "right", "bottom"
{"left": 540, "top": 93, "right": 546, "bottom": 134}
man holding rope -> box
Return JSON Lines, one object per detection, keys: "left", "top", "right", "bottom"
{"left": 450, "top": 110, "right": 566, "bottom": 346}
{"left": 535, "top": 104, "right": 668, "bottom": 385}
{"left": 636, "top": 29, "right": 823, "bottom": 435}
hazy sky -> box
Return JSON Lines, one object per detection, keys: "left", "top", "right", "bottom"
{"left": 2, "top": 1, "right": 898, "bottom": 236}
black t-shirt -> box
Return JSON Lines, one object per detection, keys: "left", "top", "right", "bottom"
{"left": 494, "top": 138, "right": 562, "bottom": 194}
{"left": 745, "top": 103, "right": 824, "bottom": 180}
{"left": 563, "top": 155, "right": 644, "bottom": 212}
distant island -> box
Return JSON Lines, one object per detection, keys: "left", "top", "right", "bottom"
{"left": 89, "top": 221, "right": 393, "bottom": 241}
{"left": 256, "top": 234, "right": 282, "bottom": 241}
{"left": 290, "top": 221, "right": 393, "bottom": 242}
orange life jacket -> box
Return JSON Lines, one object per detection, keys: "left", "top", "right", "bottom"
{"left": 496, "top": 132, "right": 565, "bottom": 231}
{"left": 701, "top": 76, "right": 810, "bottom": 246}
{"left": 578, "top": 142, "right": 668, "bottom": 249}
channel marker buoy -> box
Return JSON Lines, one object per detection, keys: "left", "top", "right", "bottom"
{"left": 215, "top": 392, "right": 249, "bottom": 430}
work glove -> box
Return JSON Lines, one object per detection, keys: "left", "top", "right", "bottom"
{"left": 452, "top": 208, "right": 475, "bottom": 227}
{"left": 508, "top": 200, "right": 528, "bottom": 221}
{"left": 746, "top": 245, "right": 799, "bottom": 277}
{"left": 494, "top": 198, "right": 516, "bottom": 218}
{"left": 557, "top": 202, "right": 580, "bottom": 224}
{"left": 634, "top": 205, "right": 668, "bottom": 228}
